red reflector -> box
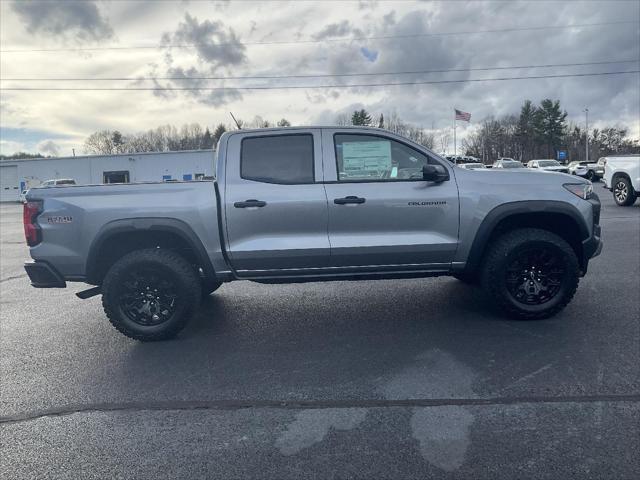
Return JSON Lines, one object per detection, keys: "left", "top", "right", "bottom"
{"left": 23, "top": 201, "right": 42, "bottom": 246}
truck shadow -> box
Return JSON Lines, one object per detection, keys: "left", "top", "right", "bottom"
{"left": 117, "top": 278, "right": 576, "bottom": 401}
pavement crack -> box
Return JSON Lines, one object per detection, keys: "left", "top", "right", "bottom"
{"left": 2, "top": 394, "right": 639, "bottom": 425}
{"left": 0, "top": 273, "right": 27, "bottom": 283}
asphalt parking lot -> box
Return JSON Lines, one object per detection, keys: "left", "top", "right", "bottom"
{"left": 1, "top": 186, "right": 639, "bottom": 479}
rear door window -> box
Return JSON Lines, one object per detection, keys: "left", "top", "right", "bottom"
{"left": 241, "top": 134, "right": 314, "bottom": 184}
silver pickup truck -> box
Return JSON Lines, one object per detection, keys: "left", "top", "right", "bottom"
{"left": 24, "top": 127, "right": 603, "bottom": 341}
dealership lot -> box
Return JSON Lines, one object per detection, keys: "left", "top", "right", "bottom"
{"left": 1, "top": 189, "right": 638, "bottom": 479}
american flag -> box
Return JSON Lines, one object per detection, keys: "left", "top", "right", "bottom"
{"left": 455, "top": 109, "right": 471, "bottom": 122}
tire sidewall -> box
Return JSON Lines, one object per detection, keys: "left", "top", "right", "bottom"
{"left": 102, "top": 250, "right": 200, "bottom": 339}
{"left": 493, "top": 239, "right": 578, "bottom": 315}
{"left": 613, "top": 177, "right": 632, "bottom": 206}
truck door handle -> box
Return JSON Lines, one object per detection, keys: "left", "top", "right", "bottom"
{"left": 234, "top": 199, "right": 267, "bottom": 208}
{"left": 334, "top": 196, "right": 366, "bottom": 205}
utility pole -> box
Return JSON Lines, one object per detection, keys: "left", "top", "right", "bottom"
{"left": 584, "top": 107, "right": 589, "bottom": 163}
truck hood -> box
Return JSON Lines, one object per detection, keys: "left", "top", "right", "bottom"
{"left": 456, "top": 167, "right": 588, "bottom": 186}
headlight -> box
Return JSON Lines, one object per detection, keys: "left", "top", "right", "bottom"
{"left": 563, "top": 183, "right": 593, "bottom": 200}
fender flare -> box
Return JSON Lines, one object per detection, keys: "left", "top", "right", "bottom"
{"left": 86, "top": 217, "right": 216, "bottom": 284}
{"left": 464, "top": 200, "right": 589, "bottom": 271}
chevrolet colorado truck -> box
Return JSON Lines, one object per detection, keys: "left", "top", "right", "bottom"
{"left": 23, "top": 127, "right": 603, "bottom": 341}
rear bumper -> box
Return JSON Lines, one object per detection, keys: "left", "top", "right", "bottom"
{"left": 24, "top": 261, "right": 66, "bottom": 288}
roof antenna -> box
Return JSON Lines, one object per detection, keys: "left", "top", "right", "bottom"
{"left": 229, "top": 112, "right": 242, "bottom": 129}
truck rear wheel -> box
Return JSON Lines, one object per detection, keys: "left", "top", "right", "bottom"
{"left": 102, "top": 248, "right": 201, "bottom": 341}
{"left": 481, "top": 228, "right": 579, "bottom": 320}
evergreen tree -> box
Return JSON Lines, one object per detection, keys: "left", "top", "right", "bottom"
{"left": 212, "top": 124, "right": 227, "bottom": 144}
{"left": 378, "top": 113, "right": 384, "bottom": 128}
{"left": 534, "top": 99, "right": 567, "bottom": 158}
{"left": 351, "top": 109, "right": 372, "bottom": 126}
{"left": 277, "top": 118, "right": 291, "bottom": 127}
{"left": 201, "top": 127, "right": 214, "bottom": 149}
{"left": 515, "top": 100, "right": 536, "bottom": 160}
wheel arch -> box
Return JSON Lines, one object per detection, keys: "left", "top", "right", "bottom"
{"left": 465, "top": 201, "right": 589, "bottom": 274}
{"left": 611, "top": 171, "right": 632, "bottom": 183}
{"left": 86, "top": 217, "right": 216, "bottom": 285}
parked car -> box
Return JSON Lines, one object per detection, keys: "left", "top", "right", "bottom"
{"left": 493, "top": 159, "right": 525, "bottom": 169}
{"left": 527, "top": 159, "right": 569, "bottom": 174}
{"left": 458, "top": 162, "right": 486, "bottom": 170}
{"left": 601, "top": 155, "right": 640, "bottom": 206}
{"left": 41, "top": 178, "right": 77, "bottom": 187}
{"left": 19, "top": 189, "right": 29, "bottom": 203}
{"left": 568, "top": 161, "right": 604, "bottom": 181}
{"left": 23, "top": 126, "right": 602, "bottom": 341}
{"left": 568, "top": 162, "right": 589, "bottom": 177}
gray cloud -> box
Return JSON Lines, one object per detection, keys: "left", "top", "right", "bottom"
{"left": 312, "top": 20, "right": 363, "bottom": 40}
{"left": 162, "top": 13, "right": 246, "bottom": 70}
{"left": 358, "top": 0, "right": 379, "bottom": 10}
{"left": 37, "top": 140, "right": 60, "bottom": 157}
{"left": 382, "top": 11, "right": 396, "bottom": 28}
{"left": 312, "top": 2, "right": 638, "bottom": 131}
{"left": 152, "top": 14, "right": 246, "bottom": 106}
{"left": 11, "top": 0, "right": 113, "bottom": 42}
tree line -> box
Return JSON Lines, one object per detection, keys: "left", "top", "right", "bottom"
{"left": 462, "top": 99, "right": 639, "bottom": 163}
{"left": 82, "top": 116, "right": 293, "bottom": 155}
{"left": 3, "top": 104, "right": 637, "bottom": 160}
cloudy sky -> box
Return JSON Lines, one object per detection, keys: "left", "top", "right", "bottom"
{"left": 1, "top": 0, "right": 639, "bottom": 156}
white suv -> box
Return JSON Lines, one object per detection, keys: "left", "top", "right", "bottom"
{"left": 601, "top": 155, "right": 640, "bottom": 206}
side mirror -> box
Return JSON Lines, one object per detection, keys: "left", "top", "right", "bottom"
{"left": 422, "top": 164, "right": 449, "bottom": 183}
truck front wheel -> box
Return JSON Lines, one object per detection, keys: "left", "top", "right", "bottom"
{"left": 201, "top": 279, "right": 222, "bottom": 296}
{"left": 102, "top": 248, "right": 202, "bottom": 341}
{"left": 481, "top": 228, "right": 579, "bottom": 320}
{"left": 613, "top": 176, "right": 637, "bottom": 206}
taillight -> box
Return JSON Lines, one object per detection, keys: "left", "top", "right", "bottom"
{"left": 23, "top": 201, "right": 42, "bottom": 246}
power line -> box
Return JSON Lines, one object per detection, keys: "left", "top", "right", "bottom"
{"left": 1, "top": 20, "right": 637, "bottom": 53}
{"left": 2, "top": 60, "right": 637, "bottom": 82}
{"left": 2, "top": 70, "right": 637, "bottom": 91}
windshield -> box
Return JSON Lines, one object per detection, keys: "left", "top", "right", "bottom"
{"left": 538, "top": 160, "right": 560, "bottom": 167}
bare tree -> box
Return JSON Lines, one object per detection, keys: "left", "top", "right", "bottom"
{"left": 335, "top": 113, "right": 351, "bottom": 126}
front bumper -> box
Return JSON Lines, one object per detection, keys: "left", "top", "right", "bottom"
{"left": 24, "top": 261, "right": 66, "bottom": 288}
{"left": 580, "top": 196, "right": 603, "bottom": 273}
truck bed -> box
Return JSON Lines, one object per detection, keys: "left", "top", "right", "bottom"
{"left": 26, "top": 181, "right": 223, "bottom": 281}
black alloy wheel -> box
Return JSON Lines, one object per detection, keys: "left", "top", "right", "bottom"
{"left": 102, "top": 248, "right": 201, "bottom": 341}
{"left": 118, "top": 267, "right": 180, "bottom": 326}
{"left": 505, "top": 247, "right": 565, "bottom": 306}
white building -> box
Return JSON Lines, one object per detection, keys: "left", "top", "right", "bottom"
{"left": 0, "top": 149, "right": 215, "bottom": 202}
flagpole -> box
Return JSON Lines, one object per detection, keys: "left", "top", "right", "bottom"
{"left": 453, "top": 108, "right": 457, "bottom": 161}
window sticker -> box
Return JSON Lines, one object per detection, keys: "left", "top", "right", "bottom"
{"left": 342, "top": 141, "right": 392, "bottom": 176}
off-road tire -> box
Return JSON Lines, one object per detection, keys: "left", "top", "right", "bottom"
{"left": 481, "top": 228, "right": 579, "bottom": 320}
{"left": 102, "top": 248, "right": 201, "bottom": 341}
{"left": 613, "top": 176, "right": 637, "bottom": 206}
{"left": 202, "top": 279, "right": 222, "bottom": 296}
